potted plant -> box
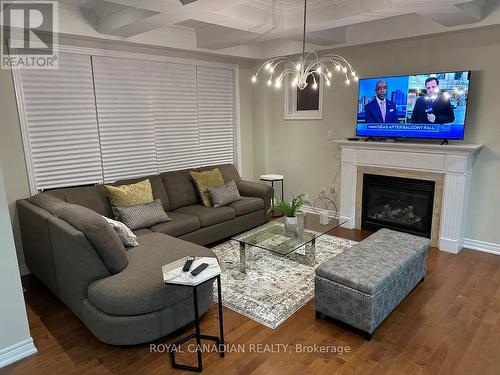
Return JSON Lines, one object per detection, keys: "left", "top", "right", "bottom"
{"left": 269, "top": 193, "right": 308, "bottom": 233}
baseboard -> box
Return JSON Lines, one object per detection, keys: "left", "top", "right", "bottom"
{"left": 19, "top": 264, "right": 30, "bottom": 276}
{"left": 463, "top": 238, "right": 500, "bottom": 255}
{"left": 0, "top": 338, "right": 37, "bottom": 368}
{"left": 300, "top": 206, "right": 500, "bottom": 256}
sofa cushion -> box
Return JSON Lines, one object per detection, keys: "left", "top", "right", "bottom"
{"left": 28, "top": 193, "right": 69, "bottom": 216}
{"left": 114, "top": 175, "right": 170, "bottom": 211}
{"left": 115, "top": 199, "right": 171, "bottom": 231}
{"left": 150, "top": 212, "right": 200, "bottom": 237}
{"left": 48, "top": 185, "right": 112, "bottom": 217}
{"left": 132, "top": 228, "right": 153, "bottom": 237}
{"left": 190, "top": 168, "right": 225, "bottom": 207}
{"left": 161, "top": 169, "right": 200, "bottom": 210}
{"left": 227, "top": 197, "right": 264, "bottom": 216}
{"left": 174, "top": 205, "right": 236, "bottom": 227}
{"left": 198, "top": 164, "right": 241, "bottom": 183}
{"left": 208, "top": 180, "right": 241, "bottom": 208}
{"left": 87, "top": 233, "right": 216, "bottom": 316}
{"left": 103, "top": 216, "right": 138, "bottom": 247}
{"left": 56, "top": 203, "right": 128, "bottom": 275}
{"left": 28, "top": 194, "right": 128, "bottom": 274}
{"left": 105, "top": 179, "right": 154, "bottom": 208}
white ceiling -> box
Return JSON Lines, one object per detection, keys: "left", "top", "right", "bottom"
{"left": 53, "top": 0, "right": 500, "bottom": 58}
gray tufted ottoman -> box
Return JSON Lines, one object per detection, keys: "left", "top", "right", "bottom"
{"left": 315, "top": 228, "right": 430, "bottom": 340}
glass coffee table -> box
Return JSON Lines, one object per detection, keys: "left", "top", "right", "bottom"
{"left": 231, "top": 213, "right": 346, "bottom": 273}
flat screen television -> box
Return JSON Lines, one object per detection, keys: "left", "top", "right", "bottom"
{"left": 355, "top": 71, "right": 470, "bottom": 140}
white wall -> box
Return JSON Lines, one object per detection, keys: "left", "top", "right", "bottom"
{"left": 252, "top": 26, "right": 500, "bottom": 248}
{"left": 0, "top": 164, "right": 35, "bottom": 368}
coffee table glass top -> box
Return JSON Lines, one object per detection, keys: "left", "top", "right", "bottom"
{"left": 231, "top": 213, "right": 346, "bottom": 256}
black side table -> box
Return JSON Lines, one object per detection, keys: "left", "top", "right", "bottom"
{"left": 260, "top": 174, "right": 284, "bottom": 218}
{"left": 163, "top": 258, "right": 224, "bottom": 372}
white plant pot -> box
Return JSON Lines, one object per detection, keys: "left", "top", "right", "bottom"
{"left": 284, "top": 216, "right": 299, "bottom": 233}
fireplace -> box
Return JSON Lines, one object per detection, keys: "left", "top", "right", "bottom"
{"left": 361, "top": 174, "right": 435, "bottom": 238}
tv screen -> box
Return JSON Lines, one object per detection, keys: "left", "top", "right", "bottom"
{"left": 355, "top": 71, "right": 470, "bottom": 139}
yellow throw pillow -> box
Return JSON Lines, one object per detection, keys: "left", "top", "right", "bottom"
{"left": 190, "top": 169, "right": 225, "bottom": 207}
{"left": 105, "top": 179, "right": 154, "bottom": 207}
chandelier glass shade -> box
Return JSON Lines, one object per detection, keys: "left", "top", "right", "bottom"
{"left": 252, "top": 0, "right": 358, "bottom": 90}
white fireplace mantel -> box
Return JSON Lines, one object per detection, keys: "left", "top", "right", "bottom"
{"left": 334, "top": 140, "right": 483, "bottom": 254}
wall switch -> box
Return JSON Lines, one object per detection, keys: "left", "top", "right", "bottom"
{"left": 327, "top": 130, "right": 335, "bottom": 140}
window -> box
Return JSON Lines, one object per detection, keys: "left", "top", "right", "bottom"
{"left": 16, "top": 53, "right": 103, "bottom": 190}
{"left": 92, "top": 56, "right": 157, "bottom": 182}
{"left": 14, "top": 50, "right": 238, "bottom": 193}
{"left": 297, "top": 73, "right": 320, "bottom": 111}
{"left": 284, "top": 72, "right": 323, "bottom": 120}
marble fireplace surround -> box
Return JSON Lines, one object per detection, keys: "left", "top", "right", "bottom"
{"left": 334, "top": 140, "right": 483, "bottom": 254}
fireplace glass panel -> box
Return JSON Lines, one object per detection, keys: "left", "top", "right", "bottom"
{"left": 361, "top": 174, "right": 435, "bottom": 238}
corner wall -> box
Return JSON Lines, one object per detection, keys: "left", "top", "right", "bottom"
{"left": 252, "top": 26, "right": 500, "bottom": 248}
{"left": 0, "top": 164, "right": 35, "bottom": 367}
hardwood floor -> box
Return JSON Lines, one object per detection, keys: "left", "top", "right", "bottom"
{"left": 3, "top": 228, "right": 500, "bottom": 374}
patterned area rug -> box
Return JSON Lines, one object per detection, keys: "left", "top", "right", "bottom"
{"left": 211, "top": 234, "right": 356, "bottom": 329}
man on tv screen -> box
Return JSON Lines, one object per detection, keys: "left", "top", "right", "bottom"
{"left": 364, "top": 80, "right": 399, "bottom": 123}
{"left": 410, "top": 77, "right": 455, "bottom": 124}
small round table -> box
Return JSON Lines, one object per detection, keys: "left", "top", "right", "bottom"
{"left": 260, "top": 174, "right": 284, "bottom": 218}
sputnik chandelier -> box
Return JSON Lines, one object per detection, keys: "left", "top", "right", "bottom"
{"left": 251, "top": 0, "right": 358, "bottom": 90}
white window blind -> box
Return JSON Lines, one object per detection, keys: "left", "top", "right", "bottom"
{"left": 16, "top": 51, "right": 238, "bottom": 193}
{"left": 18, "top": 52, "right": 103, "bottom": 191}
{"left": 196, "top": 66, "right": 235, "bottom": 166}
{"left": 92, "top": 56, "right": 157, "bottom": 182}
{"left": 150, "top": 61, "right": 200, "bottom": 172}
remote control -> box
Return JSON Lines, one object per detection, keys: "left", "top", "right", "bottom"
{"left": 182, "top": 256, "right": 195, "bottom": 272}
{"left": 190, "top": 263, "right": 209, "bottom": 276}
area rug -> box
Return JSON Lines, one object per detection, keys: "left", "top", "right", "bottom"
{"left": 211, "top": 234, "right": 356, "bottom": 329}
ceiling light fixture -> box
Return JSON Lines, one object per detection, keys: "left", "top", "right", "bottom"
{"left": 251, "top": 0, "right": 358, "bottom": 90}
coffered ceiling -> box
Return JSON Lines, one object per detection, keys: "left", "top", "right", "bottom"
{"left": 54, "top": 0, "right": 500, "bottom": 58}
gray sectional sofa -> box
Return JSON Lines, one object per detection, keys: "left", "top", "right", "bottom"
{"left": 17, "top": 163, "right": 272, "bottom": 345}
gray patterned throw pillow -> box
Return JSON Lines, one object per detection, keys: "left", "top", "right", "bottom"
{"left": 115, "top": 199, "right": 171, "bottom": 230}
{"left": 207, "top": 180, "right": 241, "bottom": 207}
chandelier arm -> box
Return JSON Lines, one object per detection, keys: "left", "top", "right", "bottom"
{"left": 321, "top": 57, "right": 355, "bottom": 79}
{"left": 305, "top": 57, "right": 320, "bottom": 76}
{"left": 255, "top": 57, "right": 298, "bottom": 80}
{"left": 272, "top": 58, "right": 300, "bottom": 69}
{"left": 323, "top": 55, "right": 356, "bottom": 72}
{"left": 277, "top": 68, "right": 298, "bottom": 83}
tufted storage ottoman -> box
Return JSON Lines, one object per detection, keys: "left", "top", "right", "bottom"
{"left": 314, "top": 228, "right": 430, "bottom": 340}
